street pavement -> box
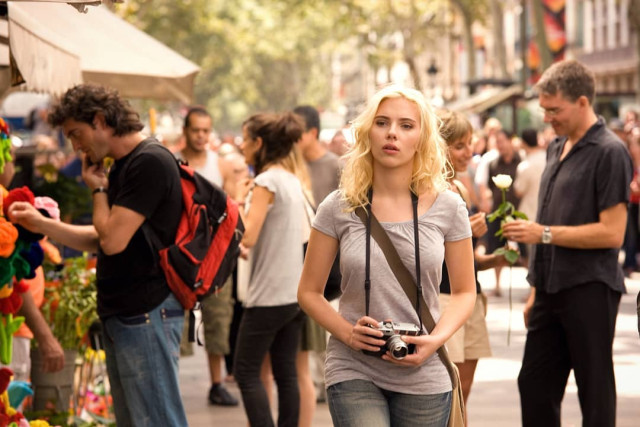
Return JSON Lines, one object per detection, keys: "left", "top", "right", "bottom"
{"left": 179, "top": 266, "right": 640, "bottom": 426}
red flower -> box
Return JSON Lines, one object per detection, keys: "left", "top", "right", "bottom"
{"left": 0, "top": 291, "right": 22, "bottom": 315}
{"left": 0, "top": 367, "right": 12, "bottom": 393}
{"left": 2, "top": 187, "right": 35, "bottom": 218}
{"left": 13, "top": 279, "right": 29, "bottom": 294}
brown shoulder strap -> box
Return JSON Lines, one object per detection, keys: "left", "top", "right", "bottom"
{"left": 451, "top": 179, "right": 470, "bottom": 207}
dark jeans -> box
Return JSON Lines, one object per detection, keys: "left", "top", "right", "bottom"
{"left": 234, "top": 303, "right": 303, "bottom": 427}
{"left": 518, "top": 283, "right": 621, "bottom": 427}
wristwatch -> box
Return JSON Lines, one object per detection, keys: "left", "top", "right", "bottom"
{"left": 541, "top": 226, "right": 552, "bottom": 244}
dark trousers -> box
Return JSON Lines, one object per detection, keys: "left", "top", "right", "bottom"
{"left": 234, "top": 303, "right": 303, "bottom": 427}
{"left": 518, "top": 283, "right": 621, "bottom": 427}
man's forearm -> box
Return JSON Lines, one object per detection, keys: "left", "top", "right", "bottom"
{"left": 91, "top": 192, "right": 110, "bottom": 241}
{"left": 548, "top": 222, "right": 624, "bottom": 249}
{"left": 19, "top": 291, "right": 53, "bottom": 344}
{"left": 38, "top": 218, "right": 99, "bottom": 253}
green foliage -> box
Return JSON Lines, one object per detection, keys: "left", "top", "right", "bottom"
{"left": 40, "top": 256, "right": 98, "bottom": 351}
{"left": 493, "top": 247, "right": 519, "bottom": 265}
{"left": 24, "top": 409, "right": 113, "bottom": 427}
{"left": 489, "top": 185, "right": 527, "bottom": 265}
{"left": 116, "top": 0, "right": 352, "bottom": 131}
{"left": 114, "top": 0, "right": 487, "bottom": 130}
{"left": 32, "top": 164, "right": 92, "bottom": 222}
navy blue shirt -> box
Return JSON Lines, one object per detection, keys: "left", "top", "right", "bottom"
{"left": 528, "top": 117, "right": 632, "bottom": 294}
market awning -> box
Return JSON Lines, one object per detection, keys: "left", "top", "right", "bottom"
{"left": 5, "top": 3, "right": 82, "bottom": 95}
{"left": 446, "top": 84, "right": 523, "bottom": 115}
{"left": 4, "top": 2, "right": 200, "bottom": 103}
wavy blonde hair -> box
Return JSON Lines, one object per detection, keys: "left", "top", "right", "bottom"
{"left": 281, "top": 144, "right": 314, "bottom": 206}
{"left": 340, "top": 85, "right": 448, "bottom": 211}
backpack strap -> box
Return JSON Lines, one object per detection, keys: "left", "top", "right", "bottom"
{"left": 115, "top": 140, "right": 179, "bottom": 251}
{"left": 114, "top": 139, "right": 153, "bottom": 189}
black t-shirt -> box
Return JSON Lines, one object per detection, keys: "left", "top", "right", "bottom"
{"left": 439, "top": 236, "right": 482, "bottom": 295}
{"left": 97, "top": 139, "right": 182, "bottom": 318}
{"left": 529, "top": 117, "right": 632, "bottom": 294}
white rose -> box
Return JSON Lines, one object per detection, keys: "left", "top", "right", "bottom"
{"left": 492, "top": 174, "right": 513, "bottom": 190}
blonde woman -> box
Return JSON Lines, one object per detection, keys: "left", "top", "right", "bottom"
{"left": 297, "top": 85, "right": 476, "bottom": 426}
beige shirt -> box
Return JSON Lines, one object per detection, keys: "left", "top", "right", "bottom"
{"left": 513, "top": 149, "right": 547, "bottom": 221}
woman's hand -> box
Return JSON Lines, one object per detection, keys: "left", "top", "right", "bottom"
{"left": 348, "top": 316, "right": 386, "bottom": 353}
{"left": 238, "top": 243, "right": 250, "bottom": 260}
{"left": 235, "top": 178, "right": 254, "bottom": 203}
{"left": 381, "top": 334, "right": 440, "bottom": 366}
{"left": 469, "top": 212, "right": 487, "bottom": 238}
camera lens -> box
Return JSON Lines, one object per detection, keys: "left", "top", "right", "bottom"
{"left": 387, "top": 335, "right": 408, "bottom": 360}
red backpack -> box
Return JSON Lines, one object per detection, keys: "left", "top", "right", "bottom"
{"left": 122, "top": 141, "right": 244, "bottom": 310}
{"left": 157, "top": 163, "right": 243, "bottom": 309}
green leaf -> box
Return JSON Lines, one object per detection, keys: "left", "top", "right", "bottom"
{"left": 504, "top": 249, "right": 519, "bottom": 265}
{"left": 512, "top": 210, "right": 528, "bottom": 220}
{"left": 494, "top": 228, "right": 503, "bottom": 238}
{"left": 493, "top": 247, "right": 506, "bottom": 255}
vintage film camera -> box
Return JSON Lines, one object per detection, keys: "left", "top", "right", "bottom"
{"left": 363, "top": 321, "right": 422, "bottom": 360}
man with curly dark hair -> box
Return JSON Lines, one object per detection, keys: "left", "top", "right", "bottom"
{"left": 10, "top": 84, "right": 187, "bottom": 426}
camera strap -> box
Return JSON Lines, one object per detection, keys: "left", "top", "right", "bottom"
{"left": 355, "top": 190, "right": 465, "bottom": 424}
{"left": 357, "top": 188, "right": 423, "bottom": 331}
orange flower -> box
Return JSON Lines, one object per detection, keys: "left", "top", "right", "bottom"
{"left": 40, "top": 239, "right": 61, "bottom": 265}
{"left": 0, "top": 218, "right": 17, "bottom": 258}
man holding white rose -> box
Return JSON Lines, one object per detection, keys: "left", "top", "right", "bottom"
{"left": 502, "top": 60, "right": 632, "bottom": 427}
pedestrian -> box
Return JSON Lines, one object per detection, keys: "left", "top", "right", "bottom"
{"left": 502, "top": 59, "right": 632, "bottom": 427}
{"left": 175, "top": 106, "right": 238, "bottom": 407}
{"left": 297, "top": 85, "right": 476, "bottom": 426}
{"left": 293, "top": 104, "right": 342, "bottom": 422}
{"left": 437, "top": 109, "right": 507, "bottom": 426}
{"left": 233, "top": 112, "right": 306, "bottom": 427}
{"left": 513, "top": 128, "right": 546, "bottom": 267}
{"left": 8, "top": 84, "right": 188, "bottom": 425}
{"left": 486, "top": 129, "right": 521, "bottom": 296}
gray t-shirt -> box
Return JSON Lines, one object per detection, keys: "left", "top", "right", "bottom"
{"left": 307, "top": 151, "right": 341, "bottom": 207}
{"left": 313, "top": 189, "right": 471, "bottom": 394}
{"left": 247, "top": 168, "right": 305, "bottom": 308}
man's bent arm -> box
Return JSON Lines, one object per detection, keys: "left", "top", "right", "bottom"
{"left": 550, "top": 202, "right": 627, "bottom": 248}
{"left": 92, "top": 193, "right": 145, "bottom": 255}
{"left": 503, "top": 202, "right": 627, "bottom": 249}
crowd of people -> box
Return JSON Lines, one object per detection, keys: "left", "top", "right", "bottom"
{"left": 3, "top": 58, "right": 637, "bottom": 427}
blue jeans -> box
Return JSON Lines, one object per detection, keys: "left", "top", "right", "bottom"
{"left": 327, "top": 379, "right": 451, "bottom": 427}
{"left": 103, "top": 293, "right": 187, "bottom": 427}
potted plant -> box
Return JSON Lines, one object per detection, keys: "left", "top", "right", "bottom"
{"left": 30, "top": 255, "right": 98, "bottom": 413}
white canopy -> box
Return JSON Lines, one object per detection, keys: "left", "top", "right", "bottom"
{"left": 4, "top": 2, "right": 200, "bottom": 103}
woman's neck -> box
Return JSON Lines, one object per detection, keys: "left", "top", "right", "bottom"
{"left": 259, "top": 161, "right": 285, "bottom": 174}
{"left": 372, "top": 163, "right": 413, "bottom": 198}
